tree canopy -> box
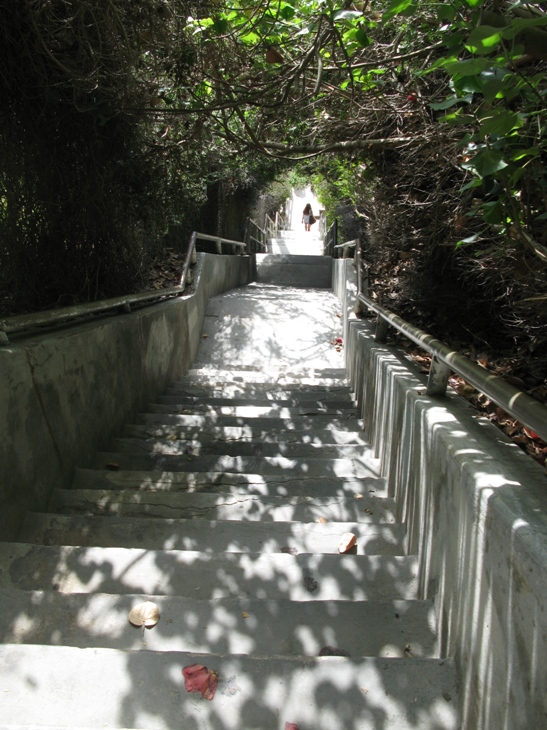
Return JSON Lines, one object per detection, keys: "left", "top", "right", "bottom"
{"left": 1, "top": 0, "right": 547, "bottom": 349}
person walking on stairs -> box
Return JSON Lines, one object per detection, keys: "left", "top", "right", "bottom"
{"left": 302, "top": 202, "right": 315, "bottom": 232}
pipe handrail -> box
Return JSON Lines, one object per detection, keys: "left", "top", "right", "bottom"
{"left": 0, "top": 229, "right": 245, "bottom": 342}
{"left": 351, "top": 239, "right": 547, "bottom": 443}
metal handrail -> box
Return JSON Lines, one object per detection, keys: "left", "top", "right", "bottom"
{"left": 324, "top": 219, "right": 338, "bottom": 257}
{"left": 0, "top": 229, "right": 245, "bottom": 343}
{"left": 352, "top": 239, "right": 547, "bottom": 443}
{"left": 334, "top": 238, "right": 358, "bottom": 257}
{"left": 245, "top": 218, "right": 268, "bottom": 253}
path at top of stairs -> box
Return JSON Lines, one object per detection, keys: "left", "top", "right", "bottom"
{"left": 0, "top": 281, "right": 459, "bottom": 729}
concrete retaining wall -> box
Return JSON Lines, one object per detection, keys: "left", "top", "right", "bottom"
{"left": 334, "top": 258, "right": 547, "bottom": 730}
{"left": 0, "top": 253, "right": 252, "bottom": 541}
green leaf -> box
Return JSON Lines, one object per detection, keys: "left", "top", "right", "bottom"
{"left": 511, "top": 147, "right": 540, "bottom": 162}
{"left": 456, "top": 233, "right": 482, "bottom": 247}
{"left": 430, "top": 94, "right": 469, "bottom": 110}
{"left": 481, "top": 79, "right": 505, "bottom": 103}
{"left": 460, "top": 178, "right": 483, "bottom": 192}
{"left": 438, "top": 5, "right": 456, "bottom": 21}
{"left": 212, "top": 17, "right": 229, "bottom": 34}
{"left": 383, "top": 0, "right": 414, "bottom": 22}
{"left": 464, "top": 0, "right": 485, "bottom": 7}
{"left": 466, "top": 26, "right": 502, "bottom": 55}
{"left": 439, "top": 109, "right": 475, "bottom": 125}
{"left": 482, "top": 200, "right": 504, "bottom": 224}
{"left": 333, "top": 9, "right": 363, "bottom": 21}
{"left": 478, "top": 110, "right": 523, "bottom": 139}
{"left": 468, "top": 149, "right": 508, "bottom": 177}
{"left": 355, "top": 28, "right": 371, "bottom": 46}
{"left": 445, "top": 58, "right": 489, "bottom": 76}
{"left": 279, "top": 4, "right": 296, "bottom": 21}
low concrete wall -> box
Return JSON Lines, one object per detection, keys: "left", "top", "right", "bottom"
{"left": 0, "top": 253, "right": 252, "bottom": 541}
{"left": 334, "top": 258, "right": 547, "bottom": 730}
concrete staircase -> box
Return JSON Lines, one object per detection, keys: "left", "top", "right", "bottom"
{"left": 0, "top": 280, "right": 459, "bottom": 728}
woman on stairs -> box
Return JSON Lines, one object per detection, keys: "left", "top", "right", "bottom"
{"left": 302, "top": 203, "right": 314, "bottom": 232}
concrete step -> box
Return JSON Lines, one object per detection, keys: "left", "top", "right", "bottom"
{"left": 1, "top": 588, "right": 437, "bottom": 657}
{"left": 0, "top": 543, "right": 419, "bottom": 600}
{"left": 74, "top": 467, "right": 386, "bottom": 497}
{"left": 169, "top": 380, "right": 353, "bottom": 397}
{"left": 138, "top": 411, "right": 363, "bottom": 437}
{"left": 19, "top": 513, "right": 407, "bottom": 555}
{"left": 182, "top": 366, "right": 349, "bottom": 387}
{"left": 92, "top": 451, "right": 380, "bottom": 480}
{"left": 165, "top": 384, "right": 353, "bottom": 400}
{"left": 255, "top": 253, "right": 332, "bottom": 288}
{"left": 157, "top": 394, "right": 356, "bottom": 411}
{"left": 52, "top": 488, "right": 397, "bottom": 523}
{"left": 147, "top": 402, "right": 358, "bottom": 419}
{"left": 125, "top": 422, "right": 368, "bottom": 446}
{"left": 0, "top": 644, "right": 459, "bottom": 729}
{"left": 143, "top": 402, "right": 357, "bottom": 420}
{"left": 112, "top": 436, "right": 372, "bottom": 461}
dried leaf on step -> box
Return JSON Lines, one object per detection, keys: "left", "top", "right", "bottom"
{"left": 182, "top": 664, "right": 218, "bottom": 700}
{"left": 128, "top": 601, "right": 160, "bottom": 628}
{"left": 241, "top": 612, "right": 250, "bottom": 619}
{"left": 106, "top": 461, "right": 119, "bottom": 470}
{"left": 338, "top": 532, "right": 357, "bottom": 554}
{"left": 316, "top": 517, "right": 328, "bottom": 523}
{"left": 285, "top": 723, "right": 300, "bottom": 730}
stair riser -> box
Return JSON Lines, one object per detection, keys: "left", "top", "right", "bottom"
{"left": 92, "top": 452, "right": 380, "bottom": 479}
{"left": 0, "top": 589, "right": 437, "bottom": 657}
{"left": 160, "top": 395, "right": 356, "bottom": 410}
{"left": 113, "top": 437, "right": 371, "bottom": 460}
{"left": 126, "top": 423, "right": 367, "bottom": 446}
{"left": 74, "top": 468, "right": 386, "bottom": 497}
{"left": 52, "top": 488, "right": 396, "bottom": 523}
{"left": 0, "top": 544, "right": 419, "bottom": 600}
{"left": 19, "top": 513, "right": 408, "bottom": 556}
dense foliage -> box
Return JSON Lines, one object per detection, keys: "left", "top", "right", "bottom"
{"left": 1, "top": 0, "right": 546, "bottom": 355}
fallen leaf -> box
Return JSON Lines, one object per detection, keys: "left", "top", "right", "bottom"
{"left": 203, "top": 333, "right": 209, "bottom": 338}
{"left": 182, "top": 664, "right": 218, "bottom": 700}
{"left": 319, "top": 645, "right": 350, "bottom": 657}
{"left": 316, "top": 517, "right": 328, "bottom": 524}
{"left": 303, "top": 575, "right": 319, "bottom": 592}
{"left": 241, "top": 612, "right": 250, "bottom": 619}
{"left": 281, "top": 546, "right": 298, "bottom": 555}
{"left": 285, "top": 724, "right": 300, "bottom": 730}
{"left": 106, "top": 461, "right": 119, "bottom": 470}
{"left": 128, "top": 601, "right": 160, "bottom": 628}
{"left": 338, "top": 532, "right": 357, "bottom": 554}
{"left": 364, "top": 508, "right": 373, "bottom": 515}
{"left": 524, "top": 426, "right": 541, "bottom": 440}
{"left": 354, "top": 493, "right": 363, "bottom": 499}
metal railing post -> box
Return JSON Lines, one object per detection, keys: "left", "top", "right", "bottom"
{"left": 375, "top": 316, "right": 389, "bottom": 343}
{"left": 427, "top": 357, "right": 451, "bottom": 396}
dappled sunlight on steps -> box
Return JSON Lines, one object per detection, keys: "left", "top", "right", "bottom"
{"left": 0, "top": 283, "right": 459, "bottom": 729}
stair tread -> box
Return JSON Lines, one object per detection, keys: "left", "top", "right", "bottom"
{"left": 19, "top": 512, "right": 407, "bottom": 555}
{"left": 113, "top": 436, "right": 372, "bottom": 460}
{"left": 0, "top": 543, "right": 419, "bottom": 600}
{"left": 1, "top": 587, "right": 437, "bottom": 656}
{"left": 93, "top": 451, "right": 379, "bottom": 479}
{"left": 73, "top": 467, "right": 386, "bottom": 497}
{"left": 125, "top": 423, "right": 368, "bottom": 446}
{"left": 52, "top": 487, "right": 396, "bottom": 522}
{"left": 0, "top": 644, "right": 459, "bottom": 730}
{"left": 158, "top": 394, "right": 356, "bottom": 409}
{"left": 139, "top": 411, "right": 366, "bottom": 436}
